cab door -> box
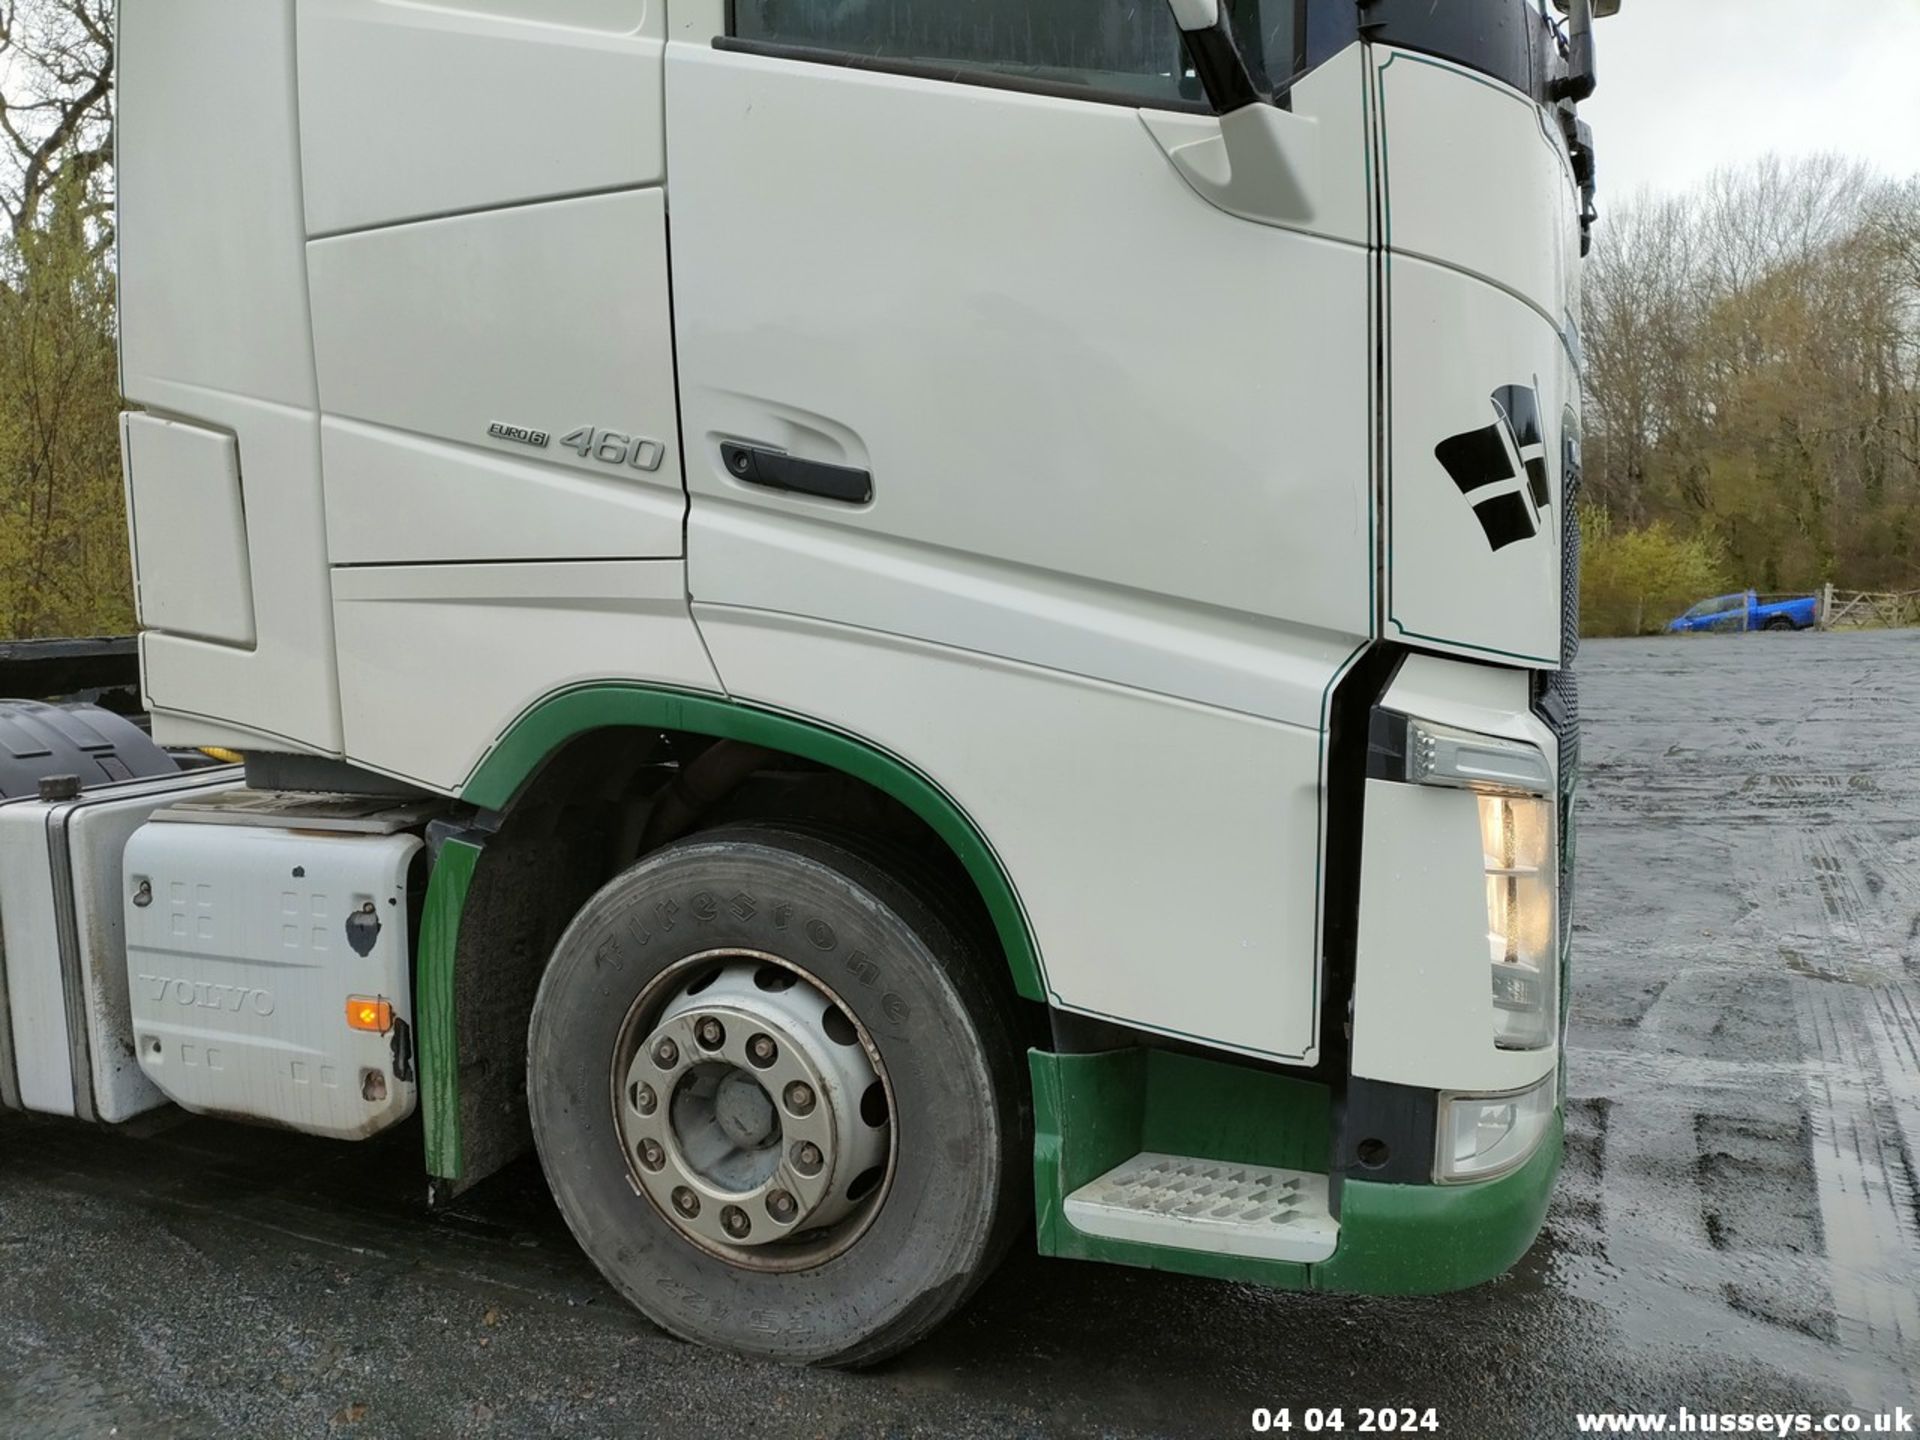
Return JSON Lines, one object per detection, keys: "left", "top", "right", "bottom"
{"left": 663, "top": 0, "right": 1374, "bottom": 661}
{"left": 663, "top": 2, "right": 1379, "bottom": 1062}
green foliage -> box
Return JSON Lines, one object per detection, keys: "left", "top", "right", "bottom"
{"left": 0, "top": 163, "right": 132, "bottom": 640}
{"left": 1579, "top": 503, "right": 1728, "bottom": 637}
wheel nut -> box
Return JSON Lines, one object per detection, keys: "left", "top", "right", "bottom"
{"left": 638, "top": 1139, "right": 665, "bottom": 1171}
{"left": 767, "top": 1189, "right": 797, "bottom": 1223}
{"left": 672, "top": 1187, "right": 700, "bottom": 1217}
{"left": 784, "top": 1082, "right": 815, "bottom": 1116}
{"left": 696, "top": 1018, "right": 724, "bottom": 1050}
{"left": 721, "top": 1205, "right": 750, "bottom": 1238}
{"left": 631, "top": 1082, "right": 656, "bottom": 1116}
{"left": 748, "top": 1034, "right": 777, "bottom": 1068}
{"left": 793, "top": 1141, "right": 824, "bottom": 1176}
{"left": 653, "top": 1038, "right": 679, "bottom": 1069}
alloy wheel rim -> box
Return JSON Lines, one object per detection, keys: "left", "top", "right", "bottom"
{"left": 612, "top": 949, "right": 897, "bottom": 1271}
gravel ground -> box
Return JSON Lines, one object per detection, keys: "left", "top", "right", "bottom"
{"left": 2, "top": 630, "right": 1917, "bottom": 1438}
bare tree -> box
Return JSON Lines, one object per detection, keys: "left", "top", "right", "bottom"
{"left": 0, "top": 0, "right": 113, "bottom": 249}
{"left": 1583, "top": 155, "right": 1920, "bottom": 608}
{"left": 0, "top": 1, "right": 124, "bottom": 638}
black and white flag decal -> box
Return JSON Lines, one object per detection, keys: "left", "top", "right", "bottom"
{"left": 1435, "top": 385, "right": 1552, "bottom": 551}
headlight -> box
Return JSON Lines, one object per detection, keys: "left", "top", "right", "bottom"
{"left": 1437, "top": 1074, "right": 1556, "bottom": 1183}
{"left": 1480, "top": 791, "right": 1557, "bottom": 1048}
{"left": 1402, "top": 718, "right": 1559, "bottom": 1051}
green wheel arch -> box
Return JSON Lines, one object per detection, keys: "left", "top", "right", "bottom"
{"left": 459, "top": 685, "right": 1043, "bottom": 1003}
{"left": 416, "top": 684, "right": 1046, "bottom": 1182}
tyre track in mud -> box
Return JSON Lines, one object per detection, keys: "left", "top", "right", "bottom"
{"left": 1572, "top": 632, "right": 1920, "bottom": 1409}
{"left": 1717, "top": 640, "right": 1920, "bottom": 1394}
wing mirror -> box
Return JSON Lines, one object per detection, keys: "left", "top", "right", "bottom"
{"left": 1551, "top": 0, "right": 1621, "bottom": 103}
{"left": 1163, "top": 0, "right": 1265, "bottom": 113}
{"left": 1155, "top": 0, "right": 1316, "bottom": 227}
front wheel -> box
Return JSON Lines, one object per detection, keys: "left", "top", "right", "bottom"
{"left": 527, "top": 824, "right": 1027, "bottom": 1366}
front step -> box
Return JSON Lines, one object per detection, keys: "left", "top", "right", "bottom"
{"left": 1062, "top": 1152, "right": 1340, "bottom": 1264}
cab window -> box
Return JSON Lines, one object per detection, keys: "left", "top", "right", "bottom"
{"left": 728, "top": 0, "right": 1308, "bottom": 110}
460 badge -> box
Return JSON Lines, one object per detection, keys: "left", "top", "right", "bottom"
{"left": 1252, "top": 1409, "right": 1440, "bottom": 1434}
{"left": 487, "top": 420, "right": 666, "bottom": 473}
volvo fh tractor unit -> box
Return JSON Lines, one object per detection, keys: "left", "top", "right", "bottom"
{"left": 0, "top": 0, "right": 1607, "bottom": 1363}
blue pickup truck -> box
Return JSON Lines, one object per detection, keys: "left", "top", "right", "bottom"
{"left": 1667, "top": 590, "right": 1820, "bottom": 633}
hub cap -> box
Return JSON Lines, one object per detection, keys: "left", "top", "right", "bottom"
{"left": 616, "top": 954, "right": 893, "bottom": 1268}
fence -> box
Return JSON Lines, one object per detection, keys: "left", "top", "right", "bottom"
{"left": 1816, "top": 584, "right": 1920, "bottom": 631}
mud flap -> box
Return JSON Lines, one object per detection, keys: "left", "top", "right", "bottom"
{"left": 421, "top": 811, "right": 604, "bottom": 1200}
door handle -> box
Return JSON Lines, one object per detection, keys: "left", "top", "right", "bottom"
{"left": 721, "top": 443, "right": 872, "bottom": 505}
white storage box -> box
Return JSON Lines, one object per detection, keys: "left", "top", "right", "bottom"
{"left": 123, "top": 821, "right": 422, "bottom": 1140}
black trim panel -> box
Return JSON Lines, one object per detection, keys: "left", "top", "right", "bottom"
{"left": 1365, "top": 706, "right": 1409, "bottom": 782}
{"left": 246, "top": 753, "right": 438, "bottom": 799}
{"left": 1338, "top": 1075, "right": 1441, "bottom": 1185}
{"left": 1358, "top": 0, "right": 1558, "bottom": 103}
{"left": 721, "top": 442, "right": 874, "bottom": 505}
{"left": 1319, "top": 645, "right": 1404, "bottom": 1214}
{"left": 1180, "top": 23, "right": 1267, "bottom": 113}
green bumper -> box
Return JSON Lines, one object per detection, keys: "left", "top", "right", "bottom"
{"left": 1031, "top": 1049, "right": 1562, "bottom": 1296}
{"left": 1311, "top": 1114, "right": 1562, "bottom": 1294}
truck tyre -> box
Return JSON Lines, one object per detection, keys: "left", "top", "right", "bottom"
{"left": 1764, "top": 616, "right": 1795, "bottom": 631}
{"left": 527, "top": 823, "right": 1027, "bottom": 1366}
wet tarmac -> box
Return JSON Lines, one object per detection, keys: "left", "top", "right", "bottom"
{"left": 2, "top": 631, "right": 1917, "bottom": 1438}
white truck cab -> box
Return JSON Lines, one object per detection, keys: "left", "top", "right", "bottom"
{"left": 0, "top": 0, "right": 1606, "bottom": 1363}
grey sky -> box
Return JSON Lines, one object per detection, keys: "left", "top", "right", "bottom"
{"left": 1581, "top": 0, "right": 1920, "bottom": 200}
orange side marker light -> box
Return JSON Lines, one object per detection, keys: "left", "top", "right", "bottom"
{"left": 347, "top": 996, "right": 394, "bottom": 1034}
